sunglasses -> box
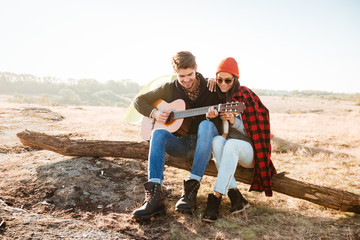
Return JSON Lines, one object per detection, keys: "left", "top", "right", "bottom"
{"left": 216, "top": 77, "right": 234, "bottom": 85}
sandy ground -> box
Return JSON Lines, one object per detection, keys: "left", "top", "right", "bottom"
{"left": 0, "top": 94, "right": 359, "bottom": 239}
{"left": 0, "top": 95, "right": 151, "bottom": 239}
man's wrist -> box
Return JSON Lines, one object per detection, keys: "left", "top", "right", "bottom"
{"left": 149, "top": 109, "right": 157, "bottom": 119}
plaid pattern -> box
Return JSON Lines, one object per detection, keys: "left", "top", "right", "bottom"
{"left": 184, "top": 87, "right": 200, "bottom": 101}
{"left": 181, "top": 75, "right": 201, "bottom": 101}
{"left": 232, "top": 86, "right": 276, "bottom": 196}
{"left": 182, "top": 85, "right": 200, "bottom": 101}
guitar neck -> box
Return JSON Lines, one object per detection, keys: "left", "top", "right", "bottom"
{"left": 173, "top": 105, "right": 219, "bottom": 119}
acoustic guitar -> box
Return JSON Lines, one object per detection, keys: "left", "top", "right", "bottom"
{"left": 141, "top": 99, "right": 246, "bottom": 140}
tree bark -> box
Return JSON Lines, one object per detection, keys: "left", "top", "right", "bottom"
{"left": 16, "top": 130, "right": 360, "bottom": 214}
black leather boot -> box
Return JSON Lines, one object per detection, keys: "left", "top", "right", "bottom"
{"left": 228, "top": 188, "right": 250, "bottom": 214}
{"left": 175, "top": 179, "right": 200, "bottom": 214}
{"left": 131, "top": 182, "right": 165, "bottom": 220}
{"left": 202, "top": 194, "right": 222, "bottom": 222}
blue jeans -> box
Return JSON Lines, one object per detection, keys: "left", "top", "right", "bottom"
{"left": 148, "top": 120, "right": 218, "bottom": 185}
{"left": 212, "top": 136, "right": 254, "bottom": 195}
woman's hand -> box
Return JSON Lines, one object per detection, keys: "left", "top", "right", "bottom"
{"left": 220, "top": 112, "right": 235, "bottom": 125}
{"left": 207, "top": 78, "right": 216, "bottom": 92}
{"left": 206, "top": 106, "right": 218, "bottom": 119}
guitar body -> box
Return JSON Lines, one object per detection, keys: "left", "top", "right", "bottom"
{"left": 141, "top": 99, "right": 186, "bottom": 140}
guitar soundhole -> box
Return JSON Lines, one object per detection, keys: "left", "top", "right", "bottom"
{"left": 166, "top": 111, "right": 175, "bottom": 124}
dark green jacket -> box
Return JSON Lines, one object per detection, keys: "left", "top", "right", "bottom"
{"left": 134, "top": 73, "right": 221, "bottom": 135}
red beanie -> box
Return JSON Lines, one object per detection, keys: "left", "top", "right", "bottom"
{"left": 216, "top": 57, "right": 239, "bottom": 78}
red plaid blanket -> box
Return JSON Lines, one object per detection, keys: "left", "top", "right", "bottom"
{"left": 232, "top": 86, "right": 276, "bottom": 196}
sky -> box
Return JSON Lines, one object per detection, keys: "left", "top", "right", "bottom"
{"left": 0, "top": 0, "right": 359, "bottom": 93}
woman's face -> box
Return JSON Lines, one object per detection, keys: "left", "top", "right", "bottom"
{"left": 216, "top": 72, "right": 234, "bottom": 93}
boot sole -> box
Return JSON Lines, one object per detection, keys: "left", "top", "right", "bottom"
{"left": 131, "top": 209, "right": 166, "bottom": 220}
{"left": 231, "top": 202, "right": 250, "bottom": 215}
{"left": 175, "top": 207, "right": 194, "bottom": 214}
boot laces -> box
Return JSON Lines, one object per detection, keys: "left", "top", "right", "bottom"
{"left": 144, "top": 185, "right": 159, "bottom": 203}
{"left": 144, "top": 189, "right": 152, "bottom": 202}
{"left": 183, "top": 182, "right": 200, "bottom": 198}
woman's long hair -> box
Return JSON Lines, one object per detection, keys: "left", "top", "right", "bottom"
{"left": 216, "top": 76, "right": 240, "bottom": 103}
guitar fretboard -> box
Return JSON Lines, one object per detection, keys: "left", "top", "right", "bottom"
{"left": 173, "top": 105, "right": 219, "bottom": 119}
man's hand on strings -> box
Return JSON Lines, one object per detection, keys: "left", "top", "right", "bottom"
{"left": 152, "top": 109, "right": 171, "bottom": 124}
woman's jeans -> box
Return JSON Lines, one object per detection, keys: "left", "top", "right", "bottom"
{"left": 212, "top": 135, "right": 254, "bottom": 195}
{"left": 148, "top": 120, "right": 218, "bottom": 185}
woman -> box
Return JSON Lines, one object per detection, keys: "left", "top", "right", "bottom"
{"left": 203, "top": 57, "right": 277, "bottom": 222}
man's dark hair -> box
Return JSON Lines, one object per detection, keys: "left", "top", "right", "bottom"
{"left": 171, "top": 51, "right": 197, "bottom": 72}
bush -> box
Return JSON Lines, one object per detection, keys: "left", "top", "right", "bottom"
{"left": 58, "top": 88, "right": 82, "bottom": 105}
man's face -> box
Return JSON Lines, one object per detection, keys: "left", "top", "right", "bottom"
{"left": 176, "top": 67, "right": 197, "bottom": 91}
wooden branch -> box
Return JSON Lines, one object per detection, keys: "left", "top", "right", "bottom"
{"left": 16, "top": 130, "right": 360, "bottom": 214}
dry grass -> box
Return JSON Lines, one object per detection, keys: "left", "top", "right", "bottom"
{"left": 270, "top": 111, "right": 360, "bottom": 195}
{"left": 0, "top": 94, "right": 359, "bottom": 239}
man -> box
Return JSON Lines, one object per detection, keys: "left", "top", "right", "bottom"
{"left": 132, "top": 51, "right": 221, "bottom": 220}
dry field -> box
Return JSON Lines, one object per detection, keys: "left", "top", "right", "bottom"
{"left": 0, "top": 94, "right": 359, "bottom": 239}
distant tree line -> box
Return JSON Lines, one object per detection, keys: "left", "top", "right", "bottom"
{"left": 0, "top": 72, "right": 142, "bottom": 106}
{"left": 1, "top": 72, "right": 359, "bottom": 106}
{"left": 253, "top": 89, "right": 359, "bottom": 103}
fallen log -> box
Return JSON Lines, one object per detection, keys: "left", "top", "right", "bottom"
{"left": 16, "top": 130, "right": 360, "bottom": 214}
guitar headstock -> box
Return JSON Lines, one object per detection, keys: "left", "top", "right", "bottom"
{"left": 218, "top": 102, "right": 246, "bottom": 114}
